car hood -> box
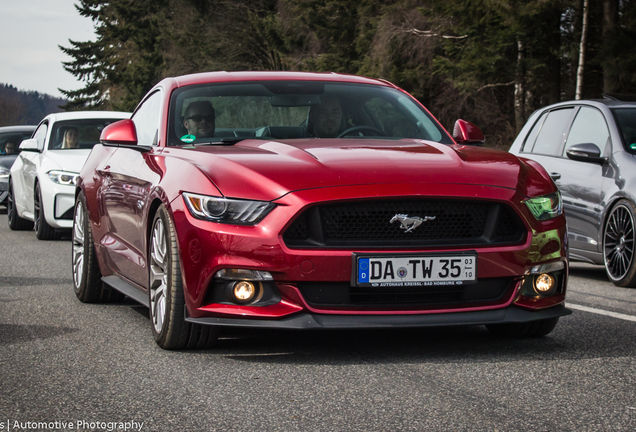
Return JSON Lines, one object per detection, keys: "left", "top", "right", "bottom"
{"left": 43, "top": 149, "right": 93, "bottom": 173}
{"left": 170, "top": 138, "right": 553, "bottom": 201}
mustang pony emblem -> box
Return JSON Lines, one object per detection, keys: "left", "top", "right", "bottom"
{"left": 390, "top": 214, "right": 436, "bottom": 233}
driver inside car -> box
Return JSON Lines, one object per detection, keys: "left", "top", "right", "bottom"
{"left": 183, "top": 100, "right": 216, "bottom": 139}
{"left": 308, "top": 97, "right": 343, "bottom": 138}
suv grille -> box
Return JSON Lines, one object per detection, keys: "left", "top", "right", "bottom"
{"left": 283, "top": 199, "right": 526, "bottom": 248}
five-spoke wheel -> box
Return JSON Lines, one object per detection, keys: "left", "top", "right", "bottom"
{"left": 72, "top": 191, "right": 122, "bottom": 302}
{"left": 149, "top": 205, "right": 218, "bottom": 349}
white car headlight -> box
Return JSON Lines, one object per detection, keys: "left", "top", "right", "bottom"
{"left": 525, "top": 192, "right": 563, "bottom": 221}
{"left": 183, "top": 192, "right": 275, "bottom": 225}
{"left": 0, "top": 166, "right": 9, "bottom": 179}
{"left": 48, "top": 170, "right": 79, "bottom": 185}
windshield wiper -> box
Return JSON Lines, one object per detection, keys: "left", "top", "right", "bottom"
{"left": 194, "top": 138, "right": 245, "bottom": 146}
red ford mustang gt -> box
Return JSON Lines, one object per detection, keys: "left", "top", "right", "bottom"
{"left": 72, "top": 71, "right": 570, "bottom": 349}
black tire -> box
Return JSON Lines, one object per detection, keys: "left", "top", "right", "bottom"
{"left": 7, "top": 179, "right": 34, "bottom": 231}
{"left": 603, "top": 199, "right": 636, "bottom": 287}
{"left": 34, "top": 182, "right": 59, "bottom": 240}
{"left": 72, "top": 191, "right": 123, "bottom": 303}
{"left": 486, "top": 317, "right": 559, "bottom": 338}
{"left": 149, "top": 205, "right": 218, "bottom": 350}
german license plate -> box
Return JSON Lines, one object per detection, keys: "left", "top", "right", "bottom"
{"left": 353, "top": 252, "right": 477, "bottom": 287}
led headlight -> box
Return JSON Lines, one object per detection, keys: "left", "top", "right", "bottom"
{"left": 0, "top": 166, "right": 9, "bottom": 180}
{"left": 183, "top": 192, "right": 275, "bottom": 225}
{"left": 48, "top": 170, "right": 79, "bottom": 185}
{"left": 525, "top": 192, "right": 563, "bottom": 221}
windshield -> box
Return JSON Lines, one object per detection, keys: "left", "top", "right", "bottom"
{"left": 611, "top": 108, "right": 636, "bottom": 154}
{"left": 0, "top": 131, "right": 33, "bottom": 155}
{"left": 49, "top": 119, "right": 123, "bottom": 150}
{"left": 168, "top": 81, "right": 452, "bottom": 145}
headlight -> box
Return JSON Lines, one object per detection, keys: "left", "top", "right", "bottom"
{"left": 0, "top": 166, "right": 9, "bottom": 179}
{"left": 48, "top": 170, "right": 79, "bottom": 185}
{"left": 182, "top": 192, "right": 275, "bottom": 225}
{"left": 524, "top": 192, "right": 563, "bottom": 221}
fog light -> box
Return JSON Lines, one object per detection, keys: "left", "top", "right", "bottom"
{"left": 534, "top": 273, "right": 555, "bottom": 294}
{"left": 233, "top": 281, "right": 256, "bottom": 303}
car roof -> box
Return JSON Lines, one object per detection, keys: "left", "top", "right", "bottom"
{"left": 0, "top": 125, "right": 37, "bottom": 133}
{"left": 540, "top": 97, "right": 636, "bottom": 111}
{"left": 40, "top": 111, "right": 131, "bottom": 123}
{"left": 167, "top": 71, "right": 397, "bottom": 89}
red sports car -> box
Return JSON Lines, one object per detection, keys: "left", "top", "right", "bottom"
{"left": 72, "top": 71, "right": 570, "bottom": 349}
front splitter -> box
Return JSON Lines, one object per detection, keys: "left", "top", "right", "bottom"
{"left": 185, "top": 304, "right": 571, "bottom": 330}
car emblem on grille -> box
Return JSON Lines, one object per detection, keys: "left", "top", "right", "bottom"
{"left": 390, "top": 214, "right": 435, "bottom": 233}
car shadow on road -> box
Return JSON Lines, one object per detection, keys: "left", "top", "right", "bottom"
{"left": 568, "top": 263, "right": 609, "bottom": 283}
{"left": 0, "top": 324, "right": 78, "bottom": 345}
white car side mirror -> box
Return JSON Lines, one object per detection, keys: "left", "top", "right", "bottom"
{"left": 19, "top": 138, "right": 40, "bottom": 152}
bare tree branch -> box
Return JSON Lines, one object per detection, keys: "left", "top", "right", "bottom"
{"left": 477, "top": 81, "right": 515, "bottom": 92}
{"left": 404, "top": 27, "right": 468, "bottom": 39}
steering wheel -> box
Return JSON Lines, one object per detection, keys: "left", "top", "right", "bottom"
{"left": 337, "top": 125, "right": 385, "bottom": 138}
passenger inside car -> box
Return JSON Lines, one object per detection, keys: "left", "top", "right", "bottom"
{"left": 307, "top": 97, "right": 343, "bottom": 138}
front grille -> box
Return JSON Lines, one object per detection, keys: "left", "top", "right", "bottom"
{"left": 283, "top": 199, "right": 526, "bottom": 248}
{"left": 298, "top": 277, "right": 514, "bottom": 309}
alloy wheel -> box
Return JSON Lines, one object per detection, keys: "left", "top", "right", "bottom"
{"left": 34, "top": 186, "right": 42, "bottom": 234}
{"left": 149, "top": 218, "right": 168, "bottom": 334}
{"left": 7, "top": 182, "right": 14, "bottom": 226}
{"left": 72, "top": 202, "right": 85, "bottom": 291}
{"left": 604, "top": 203, "right": 635, "bottom": 281}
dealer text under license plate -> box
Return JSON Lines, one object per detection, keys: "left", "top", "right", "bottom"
{"left": 356, "top": 253, "right": 477, "bottom": 287}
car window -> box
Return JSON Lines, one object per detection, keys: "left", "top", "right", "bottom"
{"left": 611, "top": 107, "right": 636, "bottom": 154}
{"left": 132, "top": 90, "right": 162, "bottom": 145}
{"left": 521, "top": 111, "right": 546, "bottom": 152}
{"left": 33, "top": 122, "right": 48, "bottom": 150}
{"left": 563, "top": 106, "right": 610, "bottom": 157}
{"left": 527, "top": 108, "right": 574, "bottom": 156}
{"left": 0, "top": 131, "right": 32, "bottom": 155}
{"left": 364, "top": 96, "right": 442, "bottom": 141}
{"left": 48, "top": 119, "right": 124, "bottom": 150}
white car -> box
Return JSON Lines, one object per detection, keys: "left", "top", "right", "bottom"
{"left": 8, "top": 111, "right": 130, "bottom": 239}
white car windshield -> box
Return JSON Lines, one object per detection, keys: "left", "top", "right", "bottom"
{"left": 49, "top": 119, "right": 124, "bottom": 150}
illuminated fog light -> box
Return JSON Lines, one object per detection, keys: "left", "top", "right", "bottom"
{"left": 233, "top": 281, "right": 256, "bottom": 303}
{"left": 534, "top": 273, "right": 555, "bottom": 293}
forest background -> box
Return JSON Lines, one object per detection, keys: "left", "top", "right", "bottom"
{"left": 7, "top": 0, "right": 636, "bottom": 149}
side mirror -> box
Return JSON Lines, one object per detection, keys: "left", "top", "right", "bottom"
{"left": 565, "top": 143, "right": 607, "bottom": 164}
{"left": 452, "top": 119, "right": 485, "bottom": 145}
{"left": 19, "top": 138, "right": 39, "bottom": 152}
{"left": 100, "top": 119, "right": 138, "bottom": 146}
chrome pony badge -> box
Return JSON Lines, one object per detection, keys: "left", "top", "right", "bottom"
{"left": 390, "top": 214, "right": 436, "bottom": 233}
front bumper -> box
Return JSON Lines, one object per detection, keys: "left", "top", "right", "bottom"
{"left": 186, "top": 304, "right": 572, "bottom": 329}
{"left": 173, "top": 183, "right": 569, "bottom": 323}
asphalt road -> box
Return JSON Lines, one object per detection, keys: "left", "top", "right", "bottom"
{"left": 1, "top": 211, "right": 636, "bottom": 432}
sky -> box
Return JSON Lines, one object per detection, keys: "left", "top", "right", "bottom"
{"left": 0, "top": 0, "right": 96, "bottom": 99}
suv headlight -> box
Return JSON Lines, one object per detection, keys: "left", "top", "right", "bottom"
{"left": 48, "top": 170, "right": 79, "bottom": 185}
{"left": 525, "top": 192, "right": 563, "bottom": 220}
{"left": 0, "top": 166, "right": 9, "bottom": 180}
{"left": 183, "top": 192, "right": 275, "bottom": 225}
